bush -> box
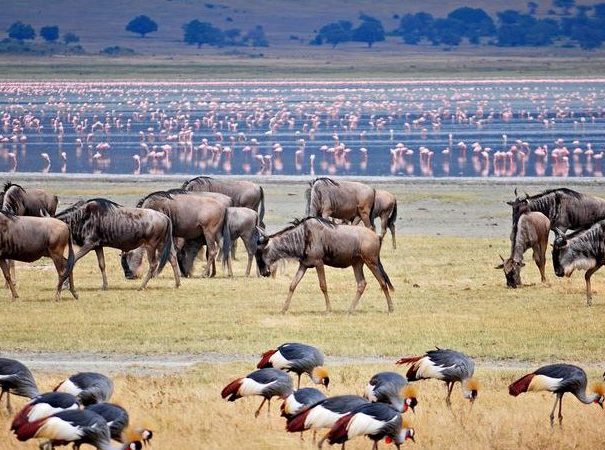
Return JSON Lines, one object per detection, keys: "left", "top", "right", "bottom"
{"left": 63, "top": 32, "right": 80, "bottom": 45}
{"left": 126, "top": 15, "right": 158, "bottom": 37}
{"left": 183, "top": 20, "right": 224, "bottom": 47}
{"left": 40, "top": 26, "right": 59, "bottom": 42}
{"left": 7, "top": 21, "right": 35, "bottom": 41}
{"left": 100, "top": 46, "right": 135, "bottom": 56}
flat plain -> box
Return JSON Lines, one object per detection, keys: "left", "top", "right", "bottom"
{"left": 0, "top": 177, "right": 604, "bottom": 449}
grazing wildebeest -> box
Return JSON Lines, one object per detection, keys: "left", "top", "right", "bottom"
{"left": 55, "top": 198, "right": 180, "bottom": 290}
{"left": 122, "top": 190, "right": 230, "bottom": 278}
{"left": 0, "top": 182, "right": 58, "bottom": 216}
{"left": 496, "top": 212, "right": 550, "bottom": 288}
{"left": 353, "top": 189, "right": 397, "bottom": 249}
{"left": 0, "top": 211, "right": 77, "bottom": 301}
{"left": 182, "top": 176, "right": 265, "bottom": 226}
{"left": 305, "top": 178, "right": 376, "bottom": 230}
{"left": 552, "top": 224, "right": 605, "bottom": 306}
{"left": 222, "top": 207, "right": 261, "bottom": 277}
{"left": 1, "top": 182, "right": 59, "bottom": 284}
{"left": 508, "top": 188, "right": 605, "bottom": 243}
{"left": 255, "top": 217, "right": 394, "bottom": 313}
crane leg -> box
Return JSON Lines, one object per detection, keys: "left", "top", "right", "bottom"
{"left": 372, "top": 441, "right": 378, "bottom": 450}
{"left": 0, "top": 389, "right": 5, "bottom": 412}
{"left": 254, "top": 398, "right": 267, "bottom": 418}
{"left": 317, "top": 431, "right": 329, "bottom": 449}
{"left": 549, "top": 394, "right": 560, "bottom": 428}
{"left": 297, "top": 373, "right": 301, "bottom": 389}
{"left": 445, "top": 382, "right": 454, "bottom": 408}
{"left": 558, "top": 393, "right": 564, "bottom": 427}
{"left": 6, "top": 391, "right": 11, "bottom": 414}
{"left": 267, "top": 398, "right": 271, "bottom": 417}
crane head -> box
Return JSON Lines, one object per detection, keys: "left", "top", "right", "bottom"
{"left": 402, "top": 385, "right": 418, "bottom": 413}
{"left": 312, "top": 366, "right": 330, "bottom": 389}
{"left": 592, "top": 382, "right": 605, "bottom": 408}
{"left": 463, "top": 378, "right": 480, "bottom": 403}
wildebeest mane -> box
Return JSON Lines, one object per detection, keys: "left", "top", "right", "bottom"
{"left": 310, "top": 177, "right": 339, "bottom": 187}
{"left": 0, "top": 209, "right": 18, "bottom": 221}
{"left": 165, "top": 188, "right": 190, "bottom": 196}
{"left": 55, "top": 200, "right": 86, "bottom": 219}
{"left": 526, "top": 188, "right": 583, "bottom": 200}
{"left": 136, "top": 191, "right": 174, "bottom": 208}
{"left": 182, "top": 176, "right": 214, "bottom": 189}
{"left": 86, "top": 198, "right": 121, "bottom": 212}
{"left": 2, "top": 181, "right": 25, "bottom": 194}
{"left": 269, "top": 216, "right": 335, "bottom": 239}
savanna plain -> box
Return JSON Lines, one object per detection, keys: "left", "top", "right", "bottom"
{"left": 1, "top": 177, "right": 604, "bottom": 449}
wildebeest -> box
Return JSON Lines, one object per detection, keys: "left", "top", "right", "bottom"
{"left": 496, "top": 212, "right": 550, "bottom": 288}
{"left": 0, "top": 211, "right": 77, "bottom": 301}
{"left": 55, "top": 198, "right": 180, "bottom": 290}
{"left": 552, "top": 224, "right": 605, "bottom": 306}
{"left": 0, "top": 182, "right": 58, "bottom": 216}
{"left": 508, "top": 188, "right": 605, "bottom": 242}
{"left": 255, "top": 217, "right": 394, "bottom": 313}
{"left": 182, "top": 176, "right": 265, "bottom": 226}
{"left": 222, "top": 207, "right": 261, "bottom": 277}
{"left": 353, "top": 189, "right": 397, "bottom": 249}
{"left": 122, "top": 190, "right": 230, "bottom": 278}
{"left": 305, "top": 178, "right": 376, "bottom": 230}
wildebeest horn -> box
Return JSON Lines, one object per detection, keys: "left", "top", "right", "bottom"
{"left": 553, "top": 228, "right": 563, "bottom": 238}
{"left": 514, "top": 188, "right": 518, "bottom": 197}
{"left": 499, "top": 254, "right": 505, "bottom": 262}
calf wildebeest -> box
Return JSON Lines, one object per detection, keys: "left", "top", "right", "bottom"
{"left": 222, "top": 206, "right": 261, "bottom": 277}
{"left": 496, "top": 211, "right": 550, "bottom": 288}
{"left": 353, "top": 189, "right": 397, "bottom": 249}
{"left": 55, "top": 198, "right": 180, "bottom": 290}
{"left": 256, "top": 217, "right": 394, "bottom": 313}
{"left": 182, "top": 176, "right": 265, "bottom": 226}
{"left": 122, "top": 190, "right": 230, "bottom": 278}
{"left": 508, "top": 188, "right": 605, "bottom": 243}
{"left": 0, "top": 211, "right": 77, "bottom": 301}
{"left": 305, "top": 178, "right": 376, "bottom": 230}
{"left": 552, "top": 224, "right": 605, "bottom": 306}
{"left": 0, "top": 182, "right": 58, "bottom": 216}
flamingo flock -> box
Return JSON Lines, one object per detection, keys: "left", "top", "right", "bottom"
{"left": 1, "top": 81, "right": 605, "bottom": 177}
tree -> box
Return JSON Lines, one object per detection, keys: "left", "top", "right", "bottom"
{"left": 527, "top": 2, "right": 538, "bottom": 15}
{"left": 430, "top": 18, "right": 463, "bottom": 46}
{"left": 126, "top": 15, "right": 158, "bottom": 38}
{"left": 182, "top": 20, "right": 224, "bottom": 47}
{"left": 7, "top": 21, "right": 35, "bottom": 41}
{"left": 553, "top": 0, "right": 576, "bottom": 15}
{"left": 223, "top": 28, "right": 241, "bottom": 45}
{"left": 316, "top": 20, "right": 352, "bottom": 48}
{"left": 394, "top": 12, "right": 434, "bottom": 45}
{"left": 63, "top": 32, "right": 80, "bottom": 45}
{"left": 352, "top": 14, "right": 385, "bottom": 48}
{"left": 40, "top": 26, "right": 59, "bottom": 42}
{"left": 447, "top": 7, "right": 496, "bottom": 38}
{"left": 244, "top": 25, "right": 269, "bottom": 47}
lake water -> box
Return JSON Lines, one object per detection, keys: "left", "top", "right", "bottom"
{"left": 2, "top": 80, "right": 605, "bottom": 177}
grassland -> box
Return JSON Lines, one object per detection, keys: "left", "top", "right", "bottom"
{"left": 1, "top": 177, "right": 605, "bottom": 449}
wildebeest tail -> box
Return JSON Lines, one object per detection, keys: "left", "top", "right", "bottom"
{"left": 369, "top": 188, "right": 376, "bottom": 229}
{"left": 258, "top": 186, "right": 266, "bottom": 227}
{"left": 387, "top": 199, "right": 397, "bottom": 229}
{"left": 304, "top": 187, "right": 311, "bottom": 216}
{"left": 377, "top": 255, "right": 394, "bottom": 292}
{"left": 61, "top": 232, "right": 76, "bottom": 283}
{"left": 221, "top": 209, "right": 232, "bottom": 268}
{"left": 157, "top": 217, "right": 173, "bottom": 274}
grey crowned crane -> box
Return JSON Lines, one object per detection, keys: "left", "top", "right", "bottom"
{"left": 53, "top": 372, "right": 114, "bottom": 406}
{"left": 11, "top": 392, "right": 80, "bottom": 432}
{"left": 13, "top": 409, "right": 142, "bottom": 450}
{"left": 87, "top": 403, "right": 153, "bottom": 446}
{"left": 257, "top": 342, "right": 329, "bottom": 389}
{"left": 509, "top": 363, "right": 605, "bottom": 427}
{"left": 221, "top": 368, "right": 294, "bottom": 417}
{"left": 0, "top": 357, "right": 40, "bottom": 413}
{"left": 396, "top": 348, "right": 479, "bottom": 407}
{"left": 365, "top": 372, "right": 418, "bottom": 413}
{"left": 327, "top": 402, "right": 415, "bottom": 450}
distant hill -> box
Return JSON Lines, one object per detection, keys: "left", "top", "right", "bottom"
{"left": 1, "top": 0, "right": 602, "bottom": 56}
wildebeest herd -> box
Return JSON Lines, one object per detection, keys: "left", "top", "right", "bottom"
{"left": 2, "top": 177, "right": 605, "bottom": 309}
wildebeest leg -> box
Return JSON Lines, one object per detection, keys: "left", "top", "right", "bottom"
{"left": 168, "top": 247, "right": 181, "bottom": 288}
{"left": 282, "top": 263, "right": 307, "bottom": 313}
{"left": 584, "top": 265, "right": 601, "bottom": 306}
{"left": 348, "top": 263, "right": 367, "bottom": 313}
{"left": 50, "top": 253, "right": 66, "bottom": 302}
{"left": 0, "top": 259, "right": 18, "bottom": 299}
{"left": 315, "top": 263, "right": 332, "bottom": 312}
{"left": 67, "top": 268, "right": 78, "bottom": 300}
{"left": 94, "top": 247, "right": 109, "bottom": 290}
{"left": 358, "top": 208, "right": 374, "bottom": 231}
{"left": 365, "top": 260, "right": 394, "bottom": 313}
{"left": 139, "top": 246, "right": 158, "bottom": 290}
{"left": 533, "top": 247, "right": 546, "bottom": 283}
{"left": 4, "top": 260, "right": 16, "bottom": 288}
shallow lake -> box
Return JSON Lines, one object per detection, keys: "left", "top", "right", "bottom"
{"left": 1, "top": 80, "right": 605, "bottom": 177}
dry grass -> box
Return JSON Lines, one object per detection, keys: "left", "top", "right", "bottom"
{"left": 1, "top": 364, "right": 604, "bottom": 449}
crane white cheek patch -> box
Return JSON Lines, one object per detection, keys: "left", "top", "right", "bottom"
{"left": 305, "top": 405, "right": 343, "bottom": 429}
{"left": 346, "top": 413, "right": 386, "bottom": 438}
{"left": 37, "top": 417, "right": 83, "bottom": 440}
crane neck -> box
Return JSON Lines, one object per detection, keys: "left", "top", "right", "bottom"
{"left": 575, "top": 389, "right": 599, "bottom": 405}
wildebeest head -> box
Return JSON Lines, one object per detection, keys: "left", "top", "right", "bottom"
{"left": 121, "top": 248, "right": 145, "bottom": 279}
{"left": 255, "top": 229, "right": 272, "bottom": 277}
{"left": 552, "top": 228, "right": 569, "bottom": 277}
{"left": 495, "top": 254, "right": 524, "bottom": 288}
